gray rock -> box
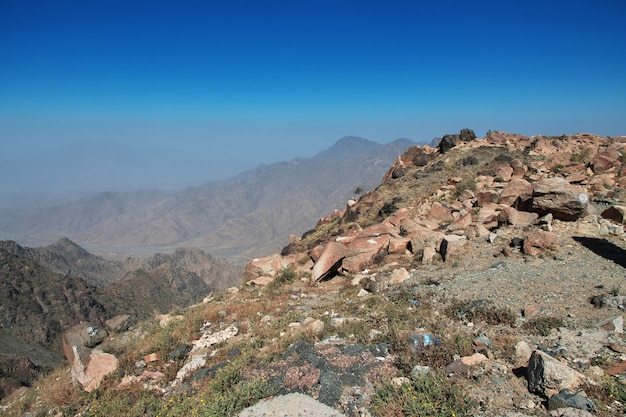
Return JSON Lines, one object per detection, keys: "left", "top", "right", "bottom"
{"left": 526, "top": 350, "right": 588, "bottom": 397}
{"left": 548, "top": 389, "right": 596, "bottom": 414}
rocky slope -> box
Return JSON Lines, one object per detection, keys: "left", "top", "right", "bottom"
{"left": 0, "top": 137, "right": 416, "bottom": 262}
{"left": 2, "top": 130, "right": 626, "bottom": 417}
{"left": 0, "top": 239, "right": 241, "bottom": 400}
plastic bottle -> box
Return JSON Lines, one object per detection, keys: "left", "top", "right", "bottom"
{"left": 408, "top": 333, "right": 440, "bottom": 353}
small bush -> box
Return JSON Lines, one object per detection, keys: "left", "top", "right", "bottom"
{"left": 521, "top": 316, "right": 564, "bottom": 336}
{"left": 444, "top": 300, "right": 516, "bottom": 327}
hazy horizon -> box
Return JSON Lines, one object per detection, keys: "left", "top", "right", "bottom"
{"left": 2, "top": 1, "right": 625, "bottom": 197}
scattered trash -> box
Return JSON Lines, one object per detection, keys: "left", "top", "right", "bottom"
{"left": 408, "top": 333, "right": 440, "bottom": 353}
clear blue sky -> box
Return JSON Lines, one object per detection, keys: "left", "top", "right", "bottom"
{"left": 1, "top": 0, "right": 625, "bottom": 165}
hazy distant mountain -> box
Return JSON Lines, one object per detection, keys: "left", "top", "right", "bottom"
{"left": 0, "top": 140, "right": 241, "bottom": 198}
{"left": 0, "top": 137, "right": 417, "bottom": 262}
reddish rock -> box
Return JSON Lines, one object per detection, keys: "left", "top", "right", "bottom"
{"left": 497, "top": 206, "right": 538, "bottom": 228}
{"left": 523, "top": 231, "right": 558, "bottom": 256}
{"left": 310, "top": 241, "right": 347, "bottom": 284}
{"left": 447, "top": 212, "right": 472, "bottom": 232}
{"left": 248, "top": 276, "right": 274, "bottom": 286}
{"left": 531, "top": 178, "right": 589, "bottom": 221}
{"left": 494, "top": 164, "right": 514, "bottom": 182}
{"left": 388, "top": 237, "right": 411, "bottom": 254}
{"left": 523, "top": 304, "right": 543, "bottom": 318}
{"left": 510, "top": 158, "right": 527, "bottom": 179}
{"left": 477, "top": 203, "right": 501, "bottom": 229}
{"left": 591, "top": 152, "right": 621, "bottom": 173}
{"left": 428, "top": 202, "right": 453, "bottom": 223}
{"left": 605, "top": 361, "right": 626, "bottom": 376}
{"left": 62, "top": 324, "right": 108, "bottom": 365}
{"left": 144, "top": 353, "right": 159, "bottom": 363}
{"left": 476, "top": 190, "right": 500, "bottom": 206}
{"left": 499, "top": 178, "right": 533, "bottom": 208}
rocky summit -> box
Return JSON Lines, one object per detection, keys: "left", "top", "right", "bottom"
{"left": 2, "top": 130, "right": 626, "bottom": 417}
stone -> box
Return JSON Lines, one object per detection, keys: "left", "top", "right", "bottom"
{"left": 522, "top": 231, "right": 558, "bottom": 256}
{"left": 538, "top": 213, "right": 554, "bottom": 231}
{"left": 389, "top": 267, "right": 410, "bottom": 285}
{"left": 310, "top": 241, "right": 347, "bottom": 284}
{"left": 596, "top": 315, "right": 623, "bottom": 334}
{"left": 523, "top": 304, "right": 542, "bottom": 318}
{"left": 499, "top": 179, "right": 533, "bottom": 208}
{"left": 173, "top": 354, "right": 207, "bottom": 386}
{"left": 549, "top": 408, "right": 595, "bottom": 417}
{"left": 411, "top": 365, "right": 431, "bottom": 378}
{"left": 168, "top": 345, "right": 191, "bottom": 361}
{"left": 71, "top": 347, "right": 119, "bottom": 392}
{"left": 104, "top": 315, "right": 133, "bottom": 333}
{"left": 498, "top": 206, "right": 539, "bottom": 228}
{"left": 515, "top": 341, "right": 533, "bottom": 363}
{"left": 248, "top": 276, "right": 274, "bottom": 286}
{"left": 62, "top": 324, "right": 108, "bottom": 365}
{"left": 440, "top": 235, "right": 467, "bottom": 262}
{"left": 601, "top": 205, "right": 626, "bottom": 224}
{"left": 526, "top": 350, "right": 588, "bottom": 397}
{"left": 460, "top": 353, "right": 488, "bottom": 367}
{"left": 191, "top": 326, "right": 238, "bottom": 352}
{"left": 460, "top": 128, "right": 476, "bottom": 142}
{"left": 428, "top": 202, "right": 453, "bottom": 223}
{"left": 447, "top": 212, "right": 472, "bottom": 232}
{"left": 439, "top": 134, "right": 460, "bottom": 153}
{"left": 477, "top": 190, "right": 500, "bottom": 206}
{"left": 143, "top": 353, "right": 159, "bottom": 363}
{"left": 605, "top": 360, "right": 626, "bottom": 376}
{"left": 548, "top": 389, "right": 596, "bottom": 414}
{"left": 531, "top": 178, "right": 589, "bottom": 221}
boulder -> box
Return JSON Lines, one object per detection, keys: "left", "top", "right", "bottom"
{"left": 476, "top": 190, "right": 500, "bottom": 206}
{"left": 70, "top": 346, "right": 119, "bottom": 392}
{"left": 447, "top": 212, "right": 472, "bottom": 232}
{"left": 310, "top": 241, "right": 347, "bottom": 284}
{"left": 498, "top": 206, "right": 539, "bottom": 228}
{"left": 526, "top": 350, "right": 588, "bottom": 397}
{"left": 428, "top": 202, "right": 453, "bottom": 223}
{"left": 531, "top": 178, "right": 589, "bottom": 221}
{"left": 499, "top": 178, "right": 533, "bottom": 208}
{"left": 548, "top": 389, "right": 596, "bottom": 414}
{"left": 440, "top": 235, "right": 467, "bottom": 262}
{"left": 104, "top": 315, "right": 133, "bottom": 333}
{"left": 459, "top": 128, "right": 477, "bottom": 142}
{"left": 438, "top": 134, "right": 460, "bottom": 153}
{"left": 62, "top": 324, "right": 108, "bottom": 365}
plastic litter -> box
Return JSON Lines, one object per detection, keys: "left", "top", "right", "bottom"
{"left": 408, "top": 333, "right": 440, "bottom": 353}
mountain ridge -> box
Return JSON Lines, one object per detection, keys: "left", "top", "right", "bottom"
{"left": 0, "top": 137, "right": 418, "bottom": 261}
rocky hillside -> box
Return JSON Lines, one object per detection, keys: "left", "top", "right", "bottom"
{"left": 0, "top": 239, "right": 241, "bottom": 400}
{"left": 2, "top": 130, "right": 626, "bottom": 417}
{"left": 0, "top": 137, "right": 416, "bottom": 262}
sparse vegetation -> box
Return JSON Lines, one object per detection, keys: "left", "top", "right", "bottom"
{"left": 371, "top": 373, "right": 472, "bottom": 417}
{"left": 521, "top": 316, "right": 564, "bottom": 336}
{"left": 444, "top": 300, "right": 516, "bottom": 327}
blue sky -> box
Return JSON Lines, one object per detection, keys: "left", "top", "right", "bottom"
{"left": 1, "top": 0, "right": 625, "bottom": 167}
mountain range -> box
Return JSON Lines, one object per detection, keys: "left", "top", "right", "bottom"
{"left": 0, "top": 136, "right": 417, "bottom": 263}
